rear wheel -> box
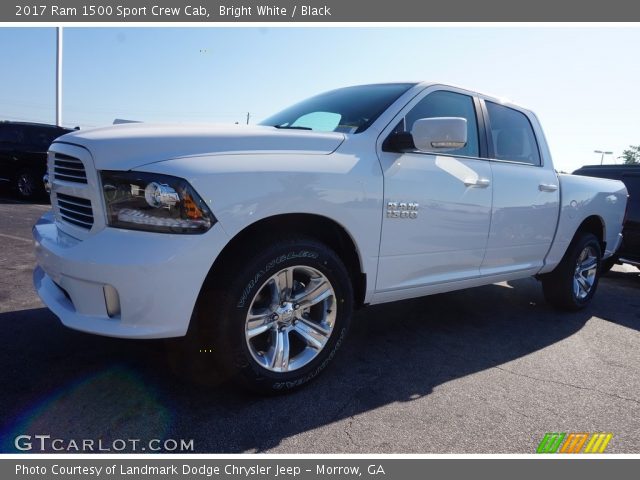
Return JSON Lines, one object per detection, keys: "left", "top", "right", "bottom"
{"left": 198, "top": 236, "right": 353, "bottom": 393}
{"left": 15, "top": 170, "right": 39, "bottom": 200}
{"left": 541, "top": 232, "right": 602, "bottom": 310}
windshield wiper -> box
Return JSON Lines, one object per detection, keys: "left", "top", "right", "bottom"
{"left": 273, "top": 124, "right": 312, "bottom": 130}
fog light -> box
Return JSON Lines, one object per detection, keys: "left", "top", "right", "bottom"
{"left": 103, "top": 285, "right": 121, "bottom": 318}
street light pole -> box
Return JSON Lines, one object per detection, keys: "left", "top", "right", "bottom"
{"left": 594, "top": 150, "right": 613, "bottom": 165}
{"left": 56, "top": 27, "right": 63, "bottom": 127}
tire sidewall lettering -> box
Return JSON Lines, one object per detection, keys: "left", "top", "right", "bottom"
{"left": 271, "top": 325, "right": 347, "bottom": 391}
{"left": 207, "top": 238, "right": 352, "bottom": 393}
{"left": 236, "top": 250, "right": 319, "bottom": 309}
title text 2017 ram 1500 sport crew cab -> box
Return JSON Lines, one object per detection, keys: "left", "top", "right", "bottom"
{"left": 33, "top": 83, "right": 628, "bottom": 392}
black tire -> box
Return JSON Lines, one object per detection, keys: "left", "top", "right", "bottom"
{"left": 14, "top": 170, "right": 39, "bottom": 200}
{"left": 197, "top": 236, "right": 353, "bottom": 393}
{"left": 600, "top": 256, "right": 617, "bottom": 275}
{"left": 541, "top": 232, "right": 602, "bottom": 311}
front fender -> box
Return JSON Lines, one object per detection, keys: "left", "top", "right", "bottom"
{"left": 136, "top": 151, "right": 384, "bottom": 299}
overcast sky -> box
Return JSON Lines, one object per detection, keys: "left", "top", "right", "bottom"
{"left": 1, "top": 26, "right": 639, "bottom": 172}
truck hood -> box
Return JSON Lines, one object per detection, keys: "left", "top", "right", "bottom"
{"left": 55, "top": 123, "right": 346, "bottom": 171}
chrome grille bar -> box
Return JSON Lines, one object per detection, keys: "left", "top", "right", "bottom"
{"left": 56, "top": 192, "right": 94, "bottom": 230}
{"left": 53, "top": 153, "right": 88, "bottom": 184}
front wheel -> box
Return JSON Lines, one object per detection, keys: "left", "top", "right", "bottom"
{"left": 15, "top": 170, "right": 39, "bottom": 200}
{"left": 541, "top": 232, "right": 602, "bottom": 310}
{"left": 199, "top": 237, "right": 353, "bottom": 393}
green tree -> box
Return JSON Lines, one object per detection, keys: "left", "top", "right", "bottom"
{"left": 619, "top": 145, "right": 640, "bottom": 164}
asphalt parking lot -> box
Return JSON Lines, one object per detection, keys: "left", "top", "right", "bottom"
{"left": 0, "top": 192, "right": 639, "bottom": 454}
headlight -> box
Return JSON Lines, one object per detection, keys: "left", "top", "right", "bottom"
{"left": 100, "top": 171, "right": 215, "bottom": 234}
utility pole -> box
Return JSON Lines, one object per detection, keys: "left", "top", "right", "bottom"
{"left": 56, "top": 27, "right": 63, "bottom": 126}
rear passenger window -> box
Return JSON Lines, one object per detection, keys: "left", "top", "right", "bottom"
{"left": 27, "top": 129, "right": 58, "bottom": 150}
{"left": 0, "top": 126, "right": 24, "bottom": 145}
{"left": 486, "top": 101, "right": 541, "bottom": 165}
{"left": 404, "top": 90, "right": 479, "bottom": 158}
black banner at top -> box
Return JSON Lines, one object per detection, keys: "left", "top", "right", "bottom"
{"left": 3, "top": 0, "right": 640, "bottom": 22}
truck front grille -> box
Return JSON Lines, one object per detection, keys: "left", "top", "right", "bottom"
{"left": 56, "top": 193, "right": 94, "bottom": 230}
{"left": 53, "top": 153, "right": 88, "bottom": 184}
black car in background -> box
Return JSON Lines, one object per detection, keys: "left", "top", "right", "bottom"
{"left": 573, "top": 164, "right": 640, "bottom": 271}
{"left": 0, "top": 121, "right": 74, "bottom": 199}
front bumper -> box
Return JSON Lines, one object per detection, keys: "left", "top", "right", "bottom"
{"left": 33, "top": 211, "right": 229, "bottom": 339}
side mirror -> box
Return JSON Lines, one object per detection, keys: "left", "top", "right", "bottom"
{"left": 411, "top": 117, "right": 467, "bottom": 153}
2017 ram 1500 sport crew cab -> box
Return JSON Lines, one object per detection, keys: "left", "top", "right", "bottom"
{"left": 33, "top": 83, "right": 628, "bottom": 392}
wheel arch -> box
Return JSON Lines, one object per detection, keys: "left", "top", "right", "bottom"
{"left": 575, "top": 215, "right": 606, "bottom": 253}
{"left": 540, "top": 217, "right": 604, "bottom": 311}
{"left": 204, "top": 213, "right": 367, "bottom": 308}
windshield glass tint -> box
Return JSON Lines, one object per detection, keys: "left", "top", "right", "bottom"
{"left": 260, "top": 83, "right": 416, "bottom": 133}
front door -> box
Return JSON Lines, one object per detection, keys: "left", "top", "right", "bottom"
{"left": 376, "top": 88, "right": 493, "bottom": 295}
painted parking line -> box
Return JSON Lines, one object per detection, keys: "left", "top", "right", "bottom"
{"left": 0, "top": 232, "right": 32, "bottom": 243}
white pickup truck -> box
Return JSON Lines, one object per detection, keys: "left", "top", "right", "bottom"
{"left": 33, "top": 82, "right": 627, "bottom": 392}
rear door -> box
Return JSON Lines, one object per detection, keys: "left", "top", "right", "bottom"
{"left": 479, "top": 100, "right": 560, "bottom": 275}
{"left": 21, "top": 126, "right": 56, "bottom": 176}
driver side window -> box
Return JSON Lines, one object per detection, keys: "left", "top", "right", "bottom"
{"left": 404, "top": 90, "right": 480, "bottom": 158}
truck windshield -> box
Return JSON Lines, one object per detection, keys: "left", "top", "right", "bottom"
{"left": 260, "top": 83, "right": 416, "bottom": 134}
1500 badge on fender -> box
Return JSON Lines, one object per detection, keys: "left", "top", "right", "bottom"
{"left": 387, "top": 201, "right": 419, "bottom": 218}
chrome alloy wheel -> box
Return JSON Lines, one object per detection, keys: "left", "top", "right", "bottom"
{"left": 573, "top": 245, "right": 598, "bottom": 300}
{"left": 244, "top": 265, "right": 336, "bottom": 373}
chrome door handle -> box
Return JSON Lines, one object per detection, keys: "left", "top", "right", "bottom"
{"left": 539, "top": 183, "right": 559, "bottom": 192}
{"left": 464, "top": 178, "right": 491, "bottom": 188}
